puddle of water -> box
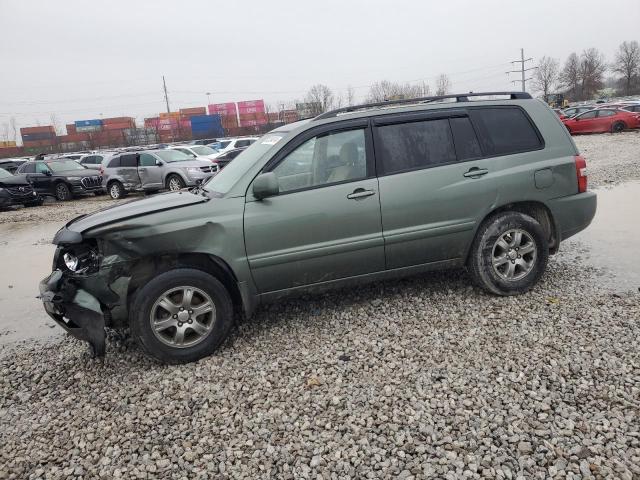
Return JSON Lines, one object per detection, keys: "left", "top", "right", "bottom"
{"left": 564, "top": 181, "right": 640, "bottom": 292}
{"left": 0, "top": 222, "right": 63, "bottom": 345}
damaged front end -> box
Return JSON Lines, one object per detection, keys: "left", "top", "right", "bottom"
{"left": 39, "top": 227, "right": 133, "bottom": 357}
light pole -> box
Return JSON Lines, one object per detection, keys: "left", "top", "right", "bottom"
{"left": 206, "top": 92, "right": 211, "bottom": 105}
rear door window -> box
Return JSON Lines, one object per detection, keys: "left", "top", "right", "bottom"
{"left": 376, "top": 118, "right": 456, "bottom": 174}
{"left": 449, "top": 117, "right": 482, "bottom": 160}
{"left": 469, "top": 107, "right": 542, "bottom": 156}
{"left": 120, "top": 154, "right": 137, "bottom": 167}
{"left": 108, "top": 157, "right": 121, "bottom": 168}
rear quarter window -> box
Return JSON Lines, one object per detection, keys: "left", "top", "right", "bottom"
{"left": 469, "top": 107, "right": 542, "bottom": 156}
{"left": 107, "top": 157, "right": 121, "bottom": 168}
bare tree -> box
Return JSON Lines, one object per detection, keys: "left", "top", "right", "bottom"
{"left": 435, "top": 74, "right": 451, "bottom": 96}
{"left": 1, "top": 123, "right": 8, "bottom": 141}
{"left": 9, "top": 117, "right": 17, "bottom": 142}
{"left": 305, "top": 84, "right": 335, "bottom": 114}
{"left": 560, "top": 52, "right": 581, "bottom": 100}
{"left": 579, "top": 48, "right": 607, "bottom": 100}
{"left": 532, "top": 56, "right": 560, "bottom": 101}
{"left": 613, "top": 40, "right": 640, "bottom": 95}
{"left": 346, "top": 85, "right": 356, "bottom": 106}
{"left": 366, "top": 80, "right": 430, "bottom": 102}
{"left": 49, "top": 113, "right": 62, "bottom": 135}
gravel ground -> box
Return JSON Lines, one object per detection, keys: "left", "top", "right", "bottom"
{"left": 1, "top": 258, "right": 639, "bottom": 479}
{"left": 0, "top": 195, "right": 124, "bottom": 225}
{"left": 573, "top": 131, "right": 640, "bottom": 188}
{"left": 1, "top": 132, "right": 639, "bottom": 478}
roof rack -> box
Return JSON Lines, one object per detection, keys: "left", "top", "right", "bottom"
{"left": 313, "top": 91, "right": 532, "bottom": 121}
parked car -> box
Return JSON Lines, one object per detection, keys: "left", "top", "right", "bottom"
{"left": 101, "top": 149, "right": 216, "bottom": 199}
{"left": 191, "top": 138, "right": 219, "bottom": 146}
{"left": 168, "top": 145, "right": 221, "bottom": 164}
{"left": 39, "top": 91, "right": 596, "bottom": 363}
{"left": 79, "top": 152, "right": 115, "bottom": 170}
{"left": 16, "top": 159, "right": 104, "bottom": 200}
{"left": 621, "top": 104, "right": 640, "bottom": 113}
{"left": 0, "top": 158, "right": 28, "bottom": 174}
{"left": 562, "top": 108, "right": 640, "bottom": 134}
{"left": 553, "top": 109, "right": 567, "bottom": 120}
{"left": 210, "top": 147, "right": 247, "bottom": 170}
{"left": 562, "top": 106, "right": 594, "bottom": 118}
{"left": 0, "top": 167, "right": 42, "bottom": 208}
{"left": 208, "top": 137, "right": 258, "bottom": 155}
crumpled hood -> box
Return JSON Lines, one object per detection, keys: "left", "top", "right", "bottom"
{"left": 0, "top": 174, "right": 30, "bottom": 187}
{"left": 65, "top": 190, "right": 209, "bottom": 234}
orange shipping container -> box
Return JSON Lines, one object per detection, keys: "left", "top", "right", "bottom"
{"left": 23, "top": 139, "right": 55, "bottom": 148}
{"left": 103, "top": 122, "right": 134, "bottom": 131}
{"left": 159, "top": 112, "right": 180, "bottom": 119}
{"left": 0, "top": 140, "right": 17, "bottom": 148}
{"left": 21, "top": 125, "right": 55, "bottom": 135}
{"left": 66, "top": 124, "right": 77, "bottom": 134}
{"left": 179, "top": 107, "right": 206, "bottom": 116}
{"left": 102, "top": 116, "right": 134, "bottom": 125}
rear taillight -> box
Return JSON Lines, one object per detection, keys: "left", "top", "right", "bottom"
{"left": 575, "top": 155, "right": 587, "bottom": 193}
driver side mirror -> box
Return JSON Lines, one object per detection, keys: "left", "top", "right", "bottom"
{"left": 44, "top": 170, "right": 52, "bottom": 176}
{"left": 253, "top": 172, "right": 279, "bottom": 200}
{"left": 155, "top": 160, "right": 163, "bottom": 166}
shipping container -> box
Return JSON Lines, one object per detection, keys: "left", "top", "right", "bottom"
{"left": 144, "top": 117, "right": 160, "bottom": 129}
{"left": 23, "top": 139, "right": 56, "bottom": 148}
{"left": 102, "top": 116, "right": 135, "bottom": 125}
{"left": 75, "top": 119, "right": 103, "bottom": 128}
{"left": 179, "top": 107, "right": 206, "bottom": 116}
{"left": 22, "top": 132, "right": 57, "bottom": 141}
{"left": 237, "top": 99, "right": 265, "bottom": 112}
{"left": 57, "top": 133, "right": 90, "bottom": 143}
{"left": 159, "top": 112, "right": 180, "bottom": 119}
{"left": 0, "top": 140, "right": 17, "bottom": 148}
{"left": 76, "top": 125, "right": 102, "bottom": 133}
{"left": 66, "top": 123, "right": 77, "bottom": 134}
{"left": 103, "top": 122, "right": 135, "bottom": 131}
{"left": 20, "top": 125, "right": 55, "bottom": 135}
{"left": 0, "top": 146, "right": 22, "bottom": 158}
{"left": 190, "top": 115, "right": 224, "bottom": 139}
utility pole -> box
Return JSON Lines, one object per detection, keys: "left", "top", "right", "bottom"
{"left": 507, "top": 48, "right": 535, "bottom": 92}
{"left": 162, "top": 75, "right": 171, "bottom": 113}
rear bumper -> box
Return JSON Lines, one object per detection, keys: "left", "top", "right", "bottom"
{"left": 548, "top": 191, "right": 597, "bottom": 241}
{"left": 39, "top": 270, "right": 106, "bottom": 356}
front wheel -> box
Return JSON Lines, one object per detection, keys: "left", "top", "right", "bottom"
{"left": 166, "top": 174, "right": 186, "bottom": 191}
{"left": 55, "top": 183, "right": 72, "bottom": 201}
{"left": 468, "top": 212, "right": 549, "bottom": 295}
{"left": 108, "top": 181, "right": 126, "bottom": 199}
{"left": 612, "top": 121, "right": 626, "bottom": 133}
{"left": 130, "top": 268, "right": 234, "bottom": 364}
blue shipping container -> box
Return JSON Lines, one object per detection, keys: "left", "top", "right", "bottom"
{"left": 75, "top": 119, "right": 103, "bottom": 127}
{"left": 191, "top": 116, "right": 224, "bottom": 139}
{"left": 190, "top": 114, "right": 220, "bottom": 125}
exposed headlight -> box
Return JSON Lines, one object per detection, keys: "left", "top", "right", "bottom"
{"left": 60, "top": 247, "right": 99, "bottom": 274}
{"left": 67, "top": 176, "right": 82, "bottom": 181}
{"left": 186, "top": 167, "right": 201, "bottom": 173}
{"left": 63, "top": 252, "right": 79, "bottom": 271}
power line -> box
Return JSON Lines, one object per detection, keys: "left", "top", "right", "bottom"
{"left": 506, "top": 48, "right": 535, "bottom": 92}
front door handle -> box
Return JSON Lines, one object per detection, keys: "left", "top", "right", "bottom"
{"left": 347, "top": 188, "right": 376, "bottom": 200}
{"left": 463, "top": 167, "right": 489, "bottom": 178}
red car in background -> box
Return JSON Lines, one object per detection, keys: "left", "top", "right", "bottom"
{"left": 562, "top": 108, "right": 640, "bottom": 134}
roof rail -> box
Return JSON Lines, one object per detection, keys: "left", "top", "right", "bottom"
{"left": 313, "top": 91, "right": 532, "bottom": 121}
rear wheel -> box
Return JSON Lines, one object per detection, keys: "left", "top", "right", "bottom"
{"left": 167, "top": 174, "right": 186, "bottom": 191}
{"left": 55, "top": 183, "right": 72, "bottom": 201}
{"left": 612, "top": 121, "right": 626, "bottom": 133}
{"left": 468, "top": 212, "right": 549, "bottom": 295}
{"left": 108, "top": 181, "right": 125, "bottom": 199}
{"left": 130, "top": 268, "right": 234, "bottom": 364}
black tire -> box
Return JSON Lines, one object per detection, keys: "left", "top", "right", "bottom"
{"left": 55, "top": 183, "right": 72, "bottom": 201}
{"left": 166, "top": 174, "right": 186, "bottom": 191}
{"left": 612, "top": 121, "right": 625, "bottom": 133}
{"left": 108, "top": 181, "right": 126, "bottom": 199}
{"left": 130, "top": 268, "right": 234, "bottom": 364}
{"left": 468, "top": 212, "right": 549, "bottom": 295}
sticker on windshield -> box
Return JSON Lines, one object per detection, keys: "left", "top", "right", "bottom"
{"left": 261, "top": 135, "right": 282, "bottom": 145}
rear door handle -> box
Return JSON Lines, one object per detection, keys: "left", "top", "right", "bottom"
{"left": 347, "top": 188, "right": 376, "bottom": 200}
{"left": 463, "top": 168, "right": 489, "bottom": 178}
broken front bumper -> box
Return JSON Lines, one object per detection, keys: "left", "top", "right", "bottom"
{"left": 39, "top": 270, "right": 106, "bottom": 356}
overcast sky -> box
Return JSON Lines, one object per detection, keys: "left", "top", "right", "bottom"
{"left": 1, "top": 0, "right": 639, "bottom": 131}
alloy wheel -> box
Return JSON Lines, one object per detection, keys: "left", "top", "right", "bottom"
{"left": 491, "top": 229, "right": 537, "bottom": 281}
{"left": 150, "top": 286, "right": 216, "bottom": 348}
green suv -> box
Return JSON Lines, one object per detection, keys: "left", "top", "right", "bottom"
{"left": 40, "top": 92, "right": 597, "bottom": 363}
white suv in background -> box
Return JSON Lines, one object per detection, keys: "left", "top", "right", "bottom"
{"left": 169, "top": 145, "right": 220, "bottom": 162}
{"left": 208, "top": 137, "right": 258, "bottom": 155}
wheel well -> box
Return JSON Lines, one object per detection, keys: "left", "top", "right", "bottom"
{"left": 106, "top": 179, "right": 122, "bottom": 188}
{"left": 467, "top": 201, "right": 558, "bottom": 262}
{"left": 127, "top": 252, "right": 243, "bottom": 318}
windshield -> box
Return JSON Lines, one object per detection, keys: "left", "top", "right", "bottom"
{"left": 191, "top": 146, "right": 217, "bottom": 156}
{"left": 48, "top": 160, "right": 85, "bottom": 172}
{"left": 204, "top": 134, "right": 284, "bottom": 195}
{"left": 155, "top": 150, "right": 193, "bottom": 163}
{"left": 0, "top": 168, "right": 12, "bottom": 179}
